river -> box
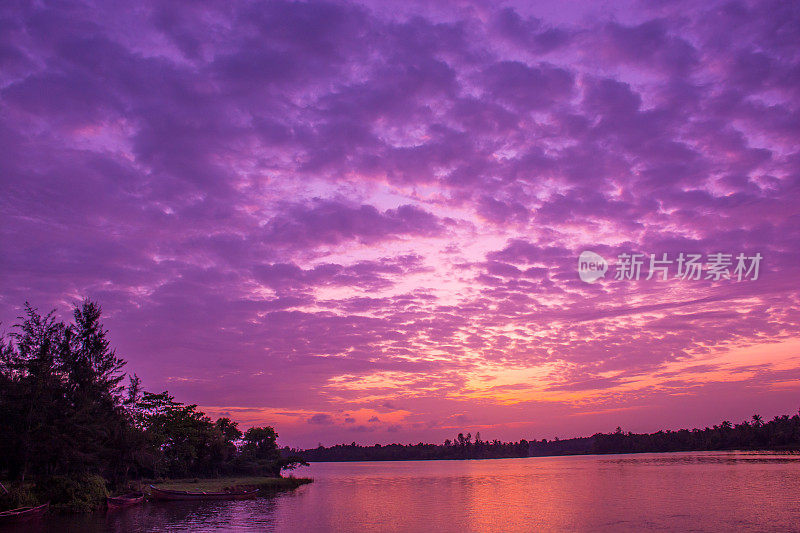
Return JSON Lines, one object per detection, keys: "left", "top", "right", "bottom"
{"left": 9, "top": 451, "right": 800, "bottom": 532}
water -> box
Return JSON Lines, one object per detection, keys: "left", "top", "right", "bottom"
{"left": 8, "top": 452, "right": 800, "bottom": 532}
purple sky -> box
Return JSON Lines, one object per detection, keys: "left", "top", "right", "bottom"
{"left": 1, "top": 0, "right": 799, "bottom": 448}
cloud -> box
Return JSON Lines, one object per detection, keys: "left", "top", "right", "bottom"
{"left": 307, "top": 413, "right": 334, "bottom": 425}
{"left": 0, "top": 0, "right": 798, "bottom": 448}
{"left": 261, "top": 200, "right": 444, "bottom": 248}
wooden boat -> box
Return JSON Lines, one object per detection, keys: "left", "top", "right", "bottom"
{"left": 0, "top": 502, "right": 49, "bottom": 524}
{"left": 148, "top": 485, "right": 259, "bottom": 501}
{"left": 107, "top": 491, "right": 145, "bottom": 509}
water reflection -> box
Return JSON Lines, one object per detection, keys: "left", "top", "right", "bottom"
{"left": 5, "top": 452, "right": 800, "bottom": 532}
{"left": 601, "top": 451, "right": 800, "bottom": 465}
{"left": 7, "top": 495, "right": 287, "bottom": 533}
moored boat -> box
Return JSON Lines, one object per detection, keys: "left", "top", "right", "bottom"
{"left": 148, "top": 485, "right": 258, "bottom": 501}
{"left": 0, "top": 502, "right": 49, "bottom": 524}
{"left": 107, "top": 491, "right": 145, "bottom": 509}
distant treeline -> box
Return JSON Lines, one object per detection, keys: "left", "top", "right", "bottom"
{"left": 299, "top": 433, "right": 538, "bottom": 462}
{"left": 296, "top": 433, "right": 592, "bottom": 462}
{"left": 592, "top": 415, "right": 800, "bottom": 454}
{"left": 0, "top": 302, "right": 305, "bottom": 511}
{"left": 298, "top": 415, "right": 800, "bottom": 462}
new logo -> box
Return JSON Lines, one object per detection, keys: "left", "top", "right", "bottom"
{"left": 578, "top": 251, "right": 607, "bottom": 283}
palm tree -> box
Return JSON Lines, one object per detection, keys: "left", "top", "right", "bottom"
{"left": 751, "top": 414, "right": 763, "bottom": 427}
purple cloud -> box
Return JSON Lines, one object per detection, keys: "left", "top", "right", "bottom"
{"left": 1, "top": 0, "right": 798, "bottom": 448}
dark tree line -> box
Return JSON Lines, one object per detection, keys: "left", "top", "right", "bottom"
{"left": 299, "top": 432, "right": 534, "bottom": 461}
{"left": 591, "top": 415, "right": 800, "bottom": 454}
{"left": 0, "top": 302, "right": 305, "bottom": 491}
{"left": 299, "top": 415, "right": 800, "bottom": 462}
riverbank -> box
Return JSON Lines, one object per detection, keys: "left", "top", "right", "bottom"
{"left": 299, "top": 445, "right": 800, "bottom": 463}
{"left": 0, "top": 475, "right": 313, "bottom": 514}
{"left": 152, "top": 476, "right": 313, "bottom": 493}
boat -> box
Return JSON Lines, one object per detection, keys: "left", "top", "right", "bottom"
{"left": 107, "top": 491, "right": 145, "bottom": 509}
{"left": 148, "top": 485, "right": 259, "bottom": 501}
{"left": 0, "top": 502, "right": 49, "bottom": 524}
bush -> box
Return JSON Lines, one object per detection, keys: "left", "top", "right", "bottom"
{"left": 35, "top": 474, "right": 108, "bottom": 513}
{"left": 0, "top": 484, "right": 39, "bottom": 511}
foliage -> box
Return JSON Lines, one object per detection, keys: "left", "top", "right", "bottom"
{"left": 591, "top": 413, "right": 800, "bottom": 454}
{"left": 0, "top": 483, "right": 39, "bottom": 510}
{"left": 134, "top": 392, "right": 253, "bottom": 478}
{"left": 299, "top": 434, "right": 533, "bottom": 461}
{"left": 34, "top": 474, "right": 109, "bottom": 513}
{"left": 0, "top": 302, "right": 129, "bottom": 482}
{"left": 229, "top": 426, "right": 309, "bottom": 475}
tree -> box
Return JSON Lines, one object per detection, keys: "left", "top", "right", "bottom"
{"left": 240, "top": 426, "right": 307, "bottom": 476}
{"left": 1, "top": 305, "right": 69, "bottom": 481}
{"left": 0, "top": 301, "right": 135, "bottom": 482}
{"left": 241, "top": 426, "right": 281, "bottom": 473}
{"left": 61, "top": 301, "right": 129, "bottom": 478}
{"left": 209, "top": 418, "right": 242, "bottom": 475}
{"left": 134, "top": 391, "right": 223, "bottom": 477}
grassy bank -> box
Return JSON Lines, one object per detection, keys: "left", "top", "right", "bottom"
{"left": 0, "top": 475, "right": 312, "bottom": 513}
{"left": 0, "top": 474, "right": 109, "bottom": 513}
{"left": 153, "top": 476, "right": 313, "bottom": 493}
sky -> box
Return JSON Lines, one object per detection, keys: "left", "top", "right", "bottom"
{"left": 1, "top": 0, "right": 799, "bottom": 448}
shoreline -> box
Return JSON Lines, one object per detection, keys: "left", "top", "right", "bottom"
{"left": 150, "top": 476, "right": 313, "bottom": 493}
{"left": 300, "top": 447, "right": 800, "bottom": 463}
{"left": 0, "top": 476, "right": 313, "bottom": 515}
